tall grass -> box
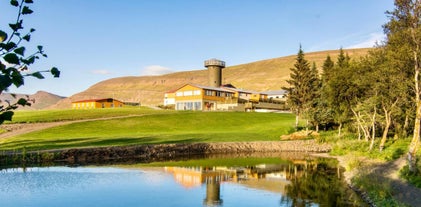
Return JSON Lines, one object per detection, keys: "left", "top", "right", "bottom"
{"left": 0, "top": 111, "right": 295, "bottom": 151}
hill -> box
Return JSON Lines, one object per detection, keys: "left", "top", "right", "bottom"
{"left": 52, "top": 48, "right": 370, "bottom": 108}
{"left": 0, "top": 91, "right": 65, "bottom": 110}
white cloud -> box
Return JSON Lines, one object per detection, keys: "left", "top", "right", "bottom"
{"left": 140, "top": 65, "right": 173, "bottom": 76}
{"left": 346, "top": 33, "right": 385, "bottom": 49}
{"left": 91, "top": 70, "right": 111, "bottom": 75}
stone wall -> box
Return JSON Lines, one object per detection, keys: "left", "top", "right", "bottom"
{"left": 0, "top": 140, "right": 331, "bottom": 166}
{"left": 53, "top": 140, "right": 331, "bottom": 164}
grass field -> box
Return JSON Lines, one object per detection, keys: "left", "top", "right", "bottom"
{"left": 0, "top": 110, "right": 295, "bottom": 151}
{"left": 5, "top": 107, "right": 166, "bottom": 123}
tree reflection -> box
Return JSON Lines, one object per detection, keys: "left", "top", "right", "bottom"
{"left": 280, "top": 160, "right": 361, "bottom": 207}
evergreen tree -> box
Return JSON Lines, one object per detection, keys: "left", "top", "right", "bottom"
{"left": 283, "top": 46, "right": 315, "bottom": 130}
{"left": 307, "top": 62, "right": 322, "bottom": 131}
{"left": 321, "top": 55, "right": 334, "bottom": 83}
{"left": 325, "top": 49, "right": 354, "bottom": 137}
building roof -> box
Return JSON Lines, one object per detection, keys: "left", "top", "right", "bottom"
{"left": 175, "top": 83, "right": 235, "bottom": 93}
{"left": 222, "top": 87, "right": 259, "bottom": 94}
{"left": 262, "top": 90, "right": 288, "bottom": 95}
{"left": 72, "top": 98, "right": 123, "bottom": 103}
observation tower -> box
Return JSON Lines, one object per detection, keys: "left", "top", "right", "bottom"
{"left": 204, "top": 59, "right": 225, "bottom": 87}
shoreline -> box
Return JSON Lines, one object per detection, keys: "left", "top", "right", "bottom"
{"left": 0, "top": 140, "right": 331, "bottom": 165}
{"left": 3, "top": 140, "right": 412, "bottom": 206}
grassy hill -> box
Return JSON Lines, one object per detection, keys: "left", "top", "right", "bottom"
{"left": 52, "top": 48, "right": 370, "bottom": 108}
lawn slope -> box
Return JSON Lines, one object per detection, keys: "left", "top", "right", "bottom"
{"left": 0, "top": 111, "right": 295, "bottom": 151}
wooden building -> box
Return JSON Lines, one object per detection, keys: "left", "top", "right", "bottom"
{"left": 72, "top": 98, "right": 124, "bottom": 109}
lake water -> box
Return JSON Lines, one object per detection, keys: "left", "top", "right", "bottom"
{"left": 0, "top": 155, "right": 365, "bottom": 207}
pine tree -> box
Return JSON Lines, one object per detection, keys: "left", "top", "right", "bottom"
{"left": 283, "top": 46, "right": 315, "bottom": 130}
{"left": 321, "top": 55, "right": 334, "bottom": 83}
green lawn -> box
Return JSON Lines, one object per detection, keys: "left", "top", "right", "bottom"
{"left": 0, "top": 111, "right": 295, "bottom": 151}
{"left": 5, "top": 107, "right": 165, "bottom": 123}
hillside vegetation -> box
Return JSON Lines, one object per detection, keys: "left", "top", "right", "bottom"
{"left": 53, "top": 48, "right": 370, "bottom": 108}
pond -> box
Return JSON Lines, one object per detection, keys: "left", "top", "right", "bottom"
{"left": 0, "top": 154, "right": 365, "bottom": 207}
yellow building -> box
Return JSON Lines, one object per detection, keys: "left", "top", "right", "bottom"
{"left": 163, "top": 89, "right": 176, "bottom": 106}
{"left": 174, "top": 84, "right": 237, "bottom": 111}
{"left": 72, "top": 98, "right": 124, "bottom": 109}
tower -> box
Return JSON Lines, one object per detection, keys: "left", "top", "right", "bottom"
{"left": 204, "top": 58, "right": 225, "bottom": 87}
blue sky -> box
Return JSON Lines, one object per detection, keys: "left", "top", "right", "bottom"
{"left": 1, "top": 0, "right": 394, "bottom": 97}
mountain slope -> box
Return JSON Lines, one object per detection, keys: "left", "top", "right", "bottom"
{"left": 0, "top": 91, "right": 65, "bottom": 110}
{"left": 53, "top": 48, "right": 370, "bottom": 108}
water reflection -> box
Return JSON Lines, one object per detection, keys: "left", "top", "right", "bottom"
{"left": 164, "top": 159, "right": 363, "bottom": 207}
{"left": 0, "top": 155, "right": 364, "bottom": 207}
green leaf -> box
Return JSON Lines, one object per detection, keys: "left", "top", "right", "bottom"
{"left": 17, "top": 98, "right": 28, "bottom": 106}
{"left": 0, "top": 30, "right": 7, "bottom": 43}
{"left": 12, "top": 70, "right": 24, "bottom": 88}
{"left": 31, "top": 72, "right": 45, "bottom": 79}
{"left": 0, "top": 42, "right": 17, "bottom": 51}
{"left": 0, "top": 61, "right": 5, "bottom": 71}
{"left": 0, "top": 75, "right": 13, "bottom": 91}
{"left": 21, "top": 56, "right": 35, "bottom": 65}
{"left": 3, "top": 53, "right": 20, "bottom": 64}
{"left": 51, "top": 67, "right": 60, "bottom": 78}
{"left": 22, "top": 6, "right": 33, "bottom": 15}
{"left": 22, "top": 34, "right": 31, "bottom": 41}
{"left": 24, "top": 0, "right": 34, "bottom": 3}
{"left": 37, "top": 45, "right": 43, "bottom": 52}
{"left": 10, "top": 0, "right": 19, "bottom": 7}
{"left": 14, "top": 47, "right": 25, "bottom": 56}
{"left": 9, "top": 21, "right": 23, "bottom": 31}
{"left": 30, "top": 28, "right": 35, "bottom": 32}
{"left": 0, "top": 111, "right": 14, "bottom": 122}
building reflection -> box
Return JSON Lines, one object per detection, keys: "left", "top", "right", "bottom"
{"left": 164, "top": 160, "right": 329, "bottom": 207}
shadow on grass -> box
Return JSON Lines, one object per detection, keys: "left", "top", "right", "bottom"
{"left": 1, "top": 135, "right": 211, "bottom": 152}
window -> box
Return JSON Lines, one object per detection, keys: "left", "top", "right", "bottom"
{"left": 183, "top": 91, "right": 193, "bottom": 96}
{"left": 176, "top": 92, "right": 183, "bottom": 96}
{"left": 193, "top": 90, "right": 201, "bottom": 95}
{"left": 194, "top": 102, "right": 201, "bottom": 110}
{"left": 205, "top": 90, "right": 213, "bottom": 96}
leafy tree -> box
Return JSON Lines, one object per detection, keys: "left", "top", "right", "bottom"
{"left": 283, "top": 46, "right": 317, "bottom": 130}
{"left": 384, "top": 0, "right": 421, "bottom": 172}
{"left": 0, "top": 0, "right": 59, "bottom": 124}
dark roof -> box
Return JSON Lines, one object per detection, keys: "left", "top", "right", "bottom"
{"left": 72, "top": 98, "right": 123, "bottom": 103}
{"left": 262, "top": 90, "right": 288, "bottom": 95}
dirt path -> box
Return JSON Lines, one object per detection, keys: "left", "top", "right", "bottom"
{"left": 371, "top": 156, "right": 421, "bottom": 207}
{"left": 0, "top": 115, "right": 145, "bottom": 140}
{"left": 314, "top": 153, "right": 421, "bottom": 206}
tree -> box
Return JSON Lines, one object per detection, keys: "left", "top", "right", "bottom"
{"left": 325, "top": 48, "right": 355, "bottom": 137}
{"left": 384, "top": 0, "right": 421, "bottom": 173}
{"left": 0, "top": 0, "right": 59, "bottom": 124}
{"left": 307, "top": 62, "right": 322, "bottom": 132}
{"left": 283, "top": 46, "right": 317, "bottom": 130}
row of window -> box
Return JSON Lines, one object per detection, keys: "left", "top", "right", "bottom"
{"left": 204, "top": 90, "right": 233, "bottom": 98}
{"left": 176, "top": 90, "right": 201, "bottom": 97}
{"left": 176, "top": 101, "right": 202, "bottom": 110}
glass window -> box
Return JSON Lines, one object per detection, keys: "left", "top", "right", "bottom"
{"left": 184, "top": 91, "right": 193, "bottom": 96}
{"left": 176, "top": 92, "right": 183, "bottom": 96}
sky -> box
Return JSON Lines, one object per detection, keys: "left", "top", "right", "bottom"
{"left": 1, "top": 0, "right": 395, "bottom": 97}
